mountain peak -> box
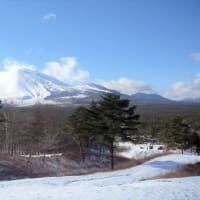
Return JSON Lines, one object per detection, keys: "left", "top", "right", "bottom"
{"left": 0, "top": 68, "right": 68, "bottom": 105}
{"left": 130, "top": 92, "right": 172, "bottom": 102}
{"left": 0, "top": 68, "right": 174, "bottom": 106}
{"left": 0, "top": 68, "right": 115, "bottom": 106}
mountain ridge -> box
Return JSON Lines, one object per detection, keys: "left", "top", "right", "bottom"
{"left": 0, "top": 68, "right": 188, "bottom": 106}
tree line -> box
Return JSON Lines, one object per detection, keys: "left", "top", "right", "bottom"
{"left": 64, "top": 94, "right": 200, "bottom": 168}
{"left": 64, "top": 93, "right": 140, "bottom": 169}
{"left": 0, "top": 103, "right": 72, "bottom": 158}
{"left": 0, "top": 94, "right": 200, "bottom": 169}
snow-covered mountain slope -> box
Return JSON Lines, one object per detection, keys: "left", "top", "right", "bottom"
{"left": 72, "top": 83, "right": 113, "bottom": 93}
{"left": 0, "top": 68, "right": 114, "bottom": 106}
{"left": 0, "top": 154, "right": 199, "bottom": 200}
{"left": 45, "top": 83, "right": 117, "bottom": 104}
{"left": 0, "top": 67, "right": 180, "bottom": 106}
{"left": 0, "top": 68, "right": 68, "bottom": 105}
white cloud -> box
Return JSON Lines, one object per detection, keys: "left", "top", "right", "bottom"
{"left": 99, "top": 78, "right": 155, "bottom": 95}
{"left": 3, "top": 58, "right": 35, "bottom": 71}
{"left": 42, "top": 13, "right": 56, "bottom": 22}
{"left": 43, "top": 57, "right": 90, "bottom": 83}
{"left": 166, "top": 72, "right": 200, "bottom": 99}
{"left": 189, "top": 52, "right": 200, "bottom": 61}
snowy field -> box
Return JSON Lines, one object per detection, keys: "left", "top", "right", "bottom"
{"left": 0, "top": 154, "right": 200, "bottom": 200}
{"left": 117, "top": 142, "right": 166, "bottom": 159}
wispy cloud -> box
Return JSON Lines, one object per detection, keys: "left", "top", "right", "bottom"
{"left": 99, "top": 78, "right": 155, "bottom": 95}
{"left": 3, "top": 57, "right": 200, "bottom": 100}
{"left": 42, "top": 13, "right": 56, "bottom": 22}
{"left": 189, "top": 52, "right": 200, "bottom": 61}
{"left": 166, "top": 72, "right": 200, "bottom": 99}
{"left": 43, "top": 57, "right": 90, "bottom": 83}
{"left": 3, "top": 58, "right": 35, "bottom": 71}
{"left": 1, "top": 57, "right": 89, "bottom": 84}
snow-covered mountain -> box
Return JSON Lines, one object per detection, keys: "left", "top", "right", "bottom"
{"left": 0, "top": 68, "right": 68, "bottom": 105}
{"left": 0, "top": 68, "right": 114, "bottom": 106}
{"left": 45, "top": 83, "right": 117, "bottom": 105}
{"left": 0, "top": 67, "right": 181, "bottom": 106}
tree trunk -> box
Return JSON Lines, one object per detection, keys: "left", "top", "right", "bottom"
{"left": 79, "top": 141, "right": 85, "bottom": 162}
{"left": 110, "top": 143, "right": 114, "bottom": 170}
{"left": 43, "top": 152, "right": 46, "bottom": 162}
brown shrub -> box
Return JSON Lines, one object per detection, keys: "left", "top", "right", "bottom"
{"left": 146, "top": 162, "right": 200, "bottom": 180}
{"left": 111, "top": 152, "right": 171, "bottom": 171}
{"left": 0, "top": 151, "right": 171, "bottom": 180}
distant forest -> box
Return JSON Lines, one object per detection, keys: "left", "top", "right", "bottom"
{"left": 137, "top": 103, "right": 200, "bottom": 135}
{"left": 0, "top": 96, "right": 200, "bottom": 167}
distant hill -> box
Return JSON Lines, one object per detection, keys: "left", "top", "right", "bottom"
{"left": 129, "top": 92, "right": 174, "bottom": 104}
{"left": 182, "top": 98, "right": 200, "bottom": 103}
{"left": 0, "top": 67, "right": 196, "bottom": 107}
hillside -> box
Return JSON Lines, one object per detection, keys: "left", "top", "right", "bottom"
{"left": 0, "top": 154, "right": 199, "bottom": 200}
{"left": 0, "top": 68, "right": 115, "bottom": 106}
{"left": 0, "top": 67, "right": 183, "bottom": 106}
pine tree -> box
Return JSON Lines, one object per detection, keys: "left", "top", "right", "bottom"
{"left": 64, "top": 106, "right": 90, "bottom": 161}
{"left": 189, "top": 130, "right": 200, "bottom": 154}
{"left": 64, "top": 94, "right": 140, "bottom": 169}
{"left": 160, "top": 116, "right": 191, "bottom": 153}
{"left": 88, "top": 93, "right": 140, "bottom": 169}
{"left": 171, "top": 116, "right": 190, "bottom": 153}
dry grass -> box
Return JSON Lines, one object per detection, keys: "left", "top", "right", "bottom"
{"left": 0, "top": 151, "right": 171, "bottom": 180}
{"left": 80, "top": 152, "right": 171, "bottom": 175}
{"left": 0, "top": 154, "right": 57, "bottom": 180}
{"left": 110, "top": 152, "right": 171, "bottom": 171}
{"left": 146, "top": 162, "right": 200, "bottom": 180}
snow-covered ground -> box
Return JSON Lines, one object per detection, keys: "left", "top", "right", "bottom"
{"left": 0, "top": 154, "right": 199, "bottom": 200}
{"left": 116, "top": 142, "right": 197, "bottom": 159}
{"left": 117, "top": 142, "right": 166, "bottom": 159}
{"left": 21, "top": 153, "right": 63, "bottom": 158}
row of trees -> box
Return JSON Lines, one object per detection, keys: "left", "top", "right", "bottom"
{"left": 158, "top": 116, "right": 200, "bottom": 154}
{"left": 64, "top": 94, "right": 200, "bottom": 168}
{"left": 138, "top": 103, "right": 200, "bottom": 140}
{"left": 0, "top": 94, "right": 199, "bottom": 169}
{"left": 0, "top": 104, "right": 71, "bottom": 157}
{"left": 64, "top": 93, "right": 140, "bottom": 169}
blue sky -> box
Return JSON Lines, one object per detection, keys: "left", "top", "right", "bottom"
{"left": 0, "top": 0, "right": 200, "bottom": 98}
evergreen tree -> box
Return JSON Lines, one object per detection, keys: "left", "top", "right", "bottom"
{"left": 160, "top": 116, "right": 191, "bottom": 153}
{"left": 88, "top": 93, "right": 140, "bottom": 169}
{"left": 171, "top": 116, "right": 191, "bottom": 153}
{"left": 64, "top": 94, "right": 140, "bottom": 169}
{"left": 64, "top": 106, "right": 90, "bottom": 161}
{"left": 189, "top": 130, "right": 200, "bottom": 154}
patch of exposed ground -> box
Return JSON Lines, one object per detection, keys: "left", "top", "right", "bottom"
{"left": 0, "top": 151, "right": 170, "bottom": 181}
{"left": 145, "top": 162, "right": 200, "bottom": 180}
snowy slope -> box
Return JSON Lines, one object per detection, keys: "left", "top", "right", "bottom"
{"left": 0, "top": 67, "right": 176, "bottom": 106}
{"left": 117, "top": 142, "right": 166, "bottom": 159}
{"left": 0, "top": 68, "right": 67, "bottom": 105}
{"left": 0, "top": 68, "right": 114, "bottom": 105}
{"left": 0, "top": 154, "right": 199, "bottom": 200}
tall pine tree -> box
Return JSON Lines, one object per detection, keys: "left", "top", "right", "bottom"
{"left": 64, "top": 93, "right": 140, "bottom": 169}
{"left": 88, "top": 93, "right": 140, "bottom": 169}
{"left": 64, "top": 106, "right": 91, "bottom": 161}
